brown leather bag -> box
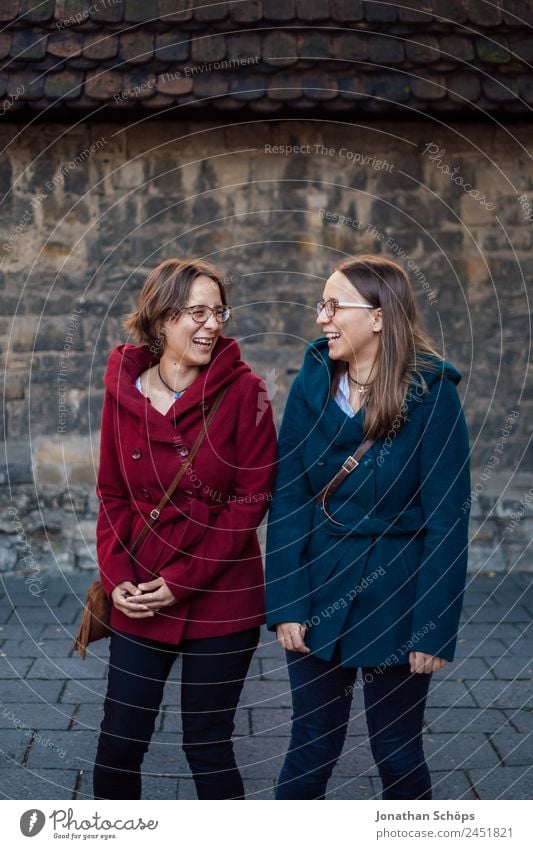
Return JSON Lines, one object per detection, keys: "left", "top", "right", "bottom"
{"left": 314, "top": 438, "right": 375, "bottom": 526}
{"left": 72, "top": 388, "right": 227, "bottom": 659}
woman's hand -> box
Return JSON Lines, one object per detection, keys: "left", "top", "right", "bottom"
{"left": 134, "top": 577, "right": 177, "bottom": 613}
{"left": 111, "top": 581, "right": 154, "bottom": 619}
{"left": 409, "top": 651, "right": 448, "bottom": 674}
{"left": 111, "top": 578, "right": 177, "bottom": 618}
{"left": 276, "top": 622, "right": 310, "bottom": 654}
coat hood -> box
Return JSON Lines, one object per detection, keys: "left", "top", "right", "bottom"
{"left": 102, "top": 334, "right": 251, "bottom": 441}
{"left": 296, "top": 337, "right": 462, "bottom": 444}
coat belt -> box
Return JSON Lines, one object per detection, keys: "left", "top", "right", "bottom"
{"left": 323, "top": 506, "right": 425, "bottom": 538}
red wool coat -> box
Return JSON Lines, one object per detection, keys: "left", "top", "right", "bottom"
{"left": 95, "top": 335, "right": 278, "bottom": 643}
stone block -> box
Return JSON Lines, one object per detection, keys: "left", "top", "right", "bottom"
{"left": 468, "top": 765, "right": 532, "bottom": 799}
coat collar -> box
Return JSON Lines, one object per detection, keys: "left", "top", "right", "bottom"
{"left": 296, "top": 337, "right": 462, "bottom": 448}
{"left": 103, "top": 335, "right": 250, "bottom": 442}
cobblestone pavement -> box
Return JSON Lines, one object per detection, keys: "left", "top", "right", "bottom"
{"left": 0, "top": 571, "right": 531, "bottom": 800}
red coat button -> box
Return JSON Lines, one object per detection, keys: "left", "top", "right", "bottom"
{"left": 177, "top": 445, "right": 189, "bottom": 457}
{"left": 132, "top": 449, "right": 141, "bottom": 459}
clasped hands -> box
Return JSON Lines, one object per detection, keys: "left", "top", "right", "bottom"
{"left": 275, "top": 622, "right": 448, "bottom": 674}
{"left": 111, "top": 577, "right": 176, "bottom": 619}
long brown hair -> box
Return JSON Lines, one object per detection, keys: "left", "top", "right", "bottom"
{"left": 122, "top": 258, "right": 229, "bottom": 354}
{"left": 332, "top": 255, "right": 441, "bottom": 440}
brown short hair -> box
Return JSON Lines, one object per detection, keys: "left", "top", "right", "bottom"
{"left": 122, "top": 258, "right": 229, "bottom": 354}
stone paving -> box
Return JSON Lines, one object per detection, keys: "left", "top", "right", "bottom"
{"left": 0, "top": 571, "right": 531, "bottom": 801}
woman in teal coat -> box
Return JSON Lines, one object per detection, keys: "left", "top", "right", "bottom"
{"left": 265, "top": 254, "right": 471, "bottom": 800}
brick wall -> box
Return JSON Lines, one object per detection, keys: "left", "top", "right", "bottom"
{"left": 0, "top": 120, "right": 531, "bottom": 575}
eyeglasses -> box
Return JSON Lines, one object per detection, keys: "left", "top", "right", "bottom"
{"left": 316, "top": 298, "right": 375, "bottom": 319}
{"left": 179, "top": 305, "right": 232, "bottom": 324}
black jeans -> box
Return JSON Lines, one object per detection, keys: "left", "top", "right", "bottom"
{"left": 276, "top": 645, "right": 432, "bottom": 800}
{"left": 93, "top": 626, "right": 259, "bottom": 800}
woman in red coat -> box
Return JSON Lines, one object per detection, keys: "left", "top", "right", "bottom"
{"left": 93, "top": 258, "right": 277, "bottom": 800}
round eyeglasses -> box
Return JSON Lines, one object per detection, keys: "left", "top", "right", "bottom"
{"left": 316, "top": 298, "right": 375, "bottom": 319}
{"left": 180, "top": 305, "right": 232, "bottom": 324}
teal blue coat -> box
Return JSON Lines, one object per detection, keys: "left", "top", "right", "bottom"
{"left": 265, "top": 339, "right": 471, "bottom": 667}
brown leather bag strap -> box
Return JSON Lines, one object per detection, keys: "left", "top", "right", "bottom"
{"left": 314, "top": 438, "right": 375, "bottom": 526}
{"left": 130, "top": 387, "right": 228, "bottom": 557}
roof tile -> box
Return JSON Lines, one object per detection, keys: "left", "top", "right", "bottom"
{"left": 297, "top": 32, "right": 334, "bottom": 61}
{"left": 398, "top": 5, "right": 433, "bottom": 22}
{"left": 191, "top": 33, "right": 226, "bottom": 64}
{"left": 230, "top": 75, "right": 266, "bottom": 100}
{"left": 19, "top": 0, "right": 55, "bottom": 22}
{"left": 438, "top": 35, "right": 475, "bottom": 63}
{"left": 411, "top": 74, "right": 447, "bottom": 99}
{"left": 432, "top": 0, "right": 468, "bottom": 22}
{"left": 263, "top": 31, "right": 298, "bottom": 66}
{"left": 194, "top": 2, "right": 228, "bottom": 21}
{"left": 120, "top": 68, "right": 157, "bottom": 98}
{"left": 296, "top": 0, "right": 329, "bottom": 20}
{"left": 373, "top": 73, "right": 411, "bottom": 101}
{"left": 226, "top": 33, "right": 261, "bottom": 61}
{"left": 118, "top": 31, "right": 154, "bottom": 64}
{"left": 193, "top": 72, "right": 229, "bottom": 98}
{"left": 330, "top": 0, "right": 364, "bottom": 21}
{"left": 6, "top": 69, "right": 45, "bottom": 99}
{"left": 263, "top": 0, "right": 296, "bottom": 21}
{"left": 10, "top": 28, "right": 48, "bottom": 60}
{"left": 84, "top": 69, "right": 123, "bottom": 99}
{"left": 476, "top": 35, "right": 510, "bottom": 64}
{"left": 517, "top": 74, "right": 533, "bottom": 103}
{"left": 156, "top": 70, "right": 193, "bottom": 95}
{"left": 89, "top": 0, "right": 124, "bottom": 22}
{"left": 468, "top": 2, "right": 503, "bottom": 25}
{"left": 364, "top": 0, "right": 398, "bottom": 22}
{"left": 508, "top": 33, "right": 533, "bottom": 63}
{"left": 44, "top": 69, "right": 84, "bottom": 100}
{"left": 0, "top": 1, "right": 20, "bottom": 21}
{"left": 0, "top": 32, "right": 12, "bottom": 60}
{"left": 482, "top": 74, "right": 519, "bottom": 101}
{"left": 332, "top": 33, "right": 368, "bottom": 61}
{"left": 368, "top": 35, "right": 405, "bottom": 65}
{"left": 502, "top": 0, "right": 533, "bottom": 26}
{"left": 157, "top": 0, "right": 193, "bottom": 21}
{"left": 302, "top": 71, "right": 338, "bottom": 99}
{"left": 267, "top": 73, "right": 303, "bottom": 99}
{"left": 229, "top": 0, "right": 262, "bottom": 22}
{"left": 124, "top": 0, "right": 155, "bottom": 23}
{"left": 154, "top": 32, "right": 189, "bottom": 62}
{"left": 48, "top": 31, "right": 84, "bottom": 59}
{"left": 338, "top": 74, "right": 372, "bottom": 99}
{"left": 82, "top": 34, "right": 119, "bottom": 60}
{"left": 405, "top": 34, "right": 440, "bottom": 64}
{"left": 447, "top": 72, "right": 481, "bottom": 103}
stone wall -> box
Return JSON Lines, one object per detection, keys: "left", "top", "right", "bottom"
{"left": 0, "top": 120, "right": 531, "bottom": 576}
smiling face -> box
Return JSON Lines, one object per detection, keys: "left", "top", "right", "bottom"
{"left": 161, "top": 275, "right": 224, "bottom": 367}
{"left": 317, "top": 269, "right": 383, "bottom": 365}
